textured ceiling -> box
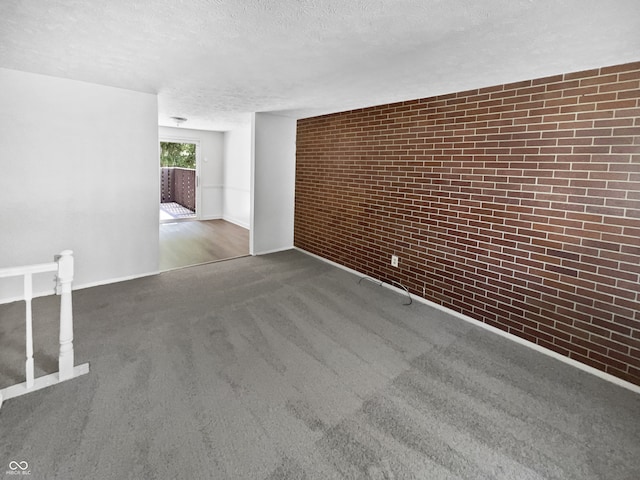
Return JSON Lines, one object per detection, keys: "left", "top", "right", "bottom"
{"left": 1, "top": 0, "right": 639, "bottom": 131}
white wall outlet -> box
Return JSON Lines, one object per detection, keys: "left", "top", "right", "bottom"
{"left": 391, "top": 255, "right": 399, "bottom": 267}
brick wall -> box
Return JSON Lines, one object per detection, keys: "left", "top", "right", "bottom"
{"left": 294, "top": 61, "right": 640, "bottom": 386}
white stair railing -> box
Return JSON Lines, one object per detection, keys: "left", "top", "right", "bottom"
{"left": 0, "top": 250, "right": 89, "bottom": 409}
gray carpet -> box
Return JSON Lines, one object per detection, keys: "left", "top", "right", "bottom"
{"left": 0, "top": 250, "right": 638, "bottom": 479}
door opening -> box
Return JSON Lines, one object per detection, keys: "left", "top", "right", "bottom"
{"left": 160, "top": 141, "right": 198, "bottom": 222}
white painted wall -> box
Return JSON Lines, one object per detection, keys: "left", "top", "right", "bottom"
{"left": 0, "top": 68, "right": 159, "bottom": 302}
{"left": 222, "top": 123, "right": 252, "bottom": 229}
{"left": 159, "top": 126, "right": 224, "bottom": 220}
{"left": 250, "top": 113, "right": 296, "bottom": 255}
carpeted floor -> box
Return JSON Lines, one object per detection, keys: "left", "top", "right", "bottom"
{"left": 0, "top": 250, "right": 639, "bottom": 479}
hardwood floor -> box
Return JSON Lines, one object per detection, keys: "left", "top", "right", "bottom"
{"left": 159, "top": 219, "right": 249, "bottom": 271}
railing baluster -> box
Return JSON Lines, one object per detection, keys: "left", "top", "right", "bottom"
{"left": 0, "top": 250, "right": 89, "bottom": 408}
{"left": 57, "top": 250, "right": 74, "bottom": 381}
{"left": 24, "top": 273, "right": 34, "bottom": 388}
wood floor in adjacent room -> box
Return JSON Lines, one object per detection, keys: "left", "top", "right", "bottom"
{"left": 159, "top": 219, "right": 249, "bottom": 271}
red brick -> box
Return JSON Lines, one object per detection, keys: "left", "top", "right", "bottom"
{"left": 603, "top": 79, "right": 640, "bottom": 92}
{"left": 295, "top": 61, "right": 640, "bottom": 387}
{"left": 619, "top": 71, "right": 640, "bottom": 81}
{"left": 580, "top": 74, "right": 618, "bottom": 86}
{"left": 565, "top": 68, "right": 601, "bottom": 81}
{"left": 601, "top": 62, "right": 640, "bottom": 74}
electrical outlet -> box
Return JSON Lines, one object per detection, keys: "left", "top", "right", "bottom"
{"left": 391, "top": 255, "right": 399, "bottom": 267}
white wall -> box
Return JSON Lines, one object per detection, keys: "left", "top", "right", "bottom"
{"left": 222, "top": 123, "right": 252, "bottom": 229}
{"left": 0, "top": 68, "right": 159, "bottom": 302}
{"left": 251, "top": 113, "right": 296, "bottom": 255}
{"left": 159, "top": 126, "right": 224, "bottom": 220}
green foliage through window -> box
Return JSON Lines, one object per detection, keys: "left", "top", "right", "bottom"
{"left": 160, "top": 142, "right": 196, "bottom": 169}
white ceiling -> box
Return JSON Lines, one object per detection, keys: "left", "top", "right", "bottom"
{"left": 1, "top": 0, "right": 639, "bottom": 131}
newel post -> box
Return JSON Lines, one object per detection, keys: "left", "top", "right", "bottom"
{"left": 57, "top": 250, "right": 74, "bottom": 381}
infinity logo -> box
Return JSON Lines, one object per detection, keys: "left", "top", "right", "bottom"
{"left": 9, "top": 461, "right": 28, "bottom": 471}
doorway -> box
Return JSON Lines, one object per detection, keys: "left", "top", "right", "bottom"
{"left": 157, "top": 128, "right": 251, "bottom": 271}
{"left": 160, "top": 140, "right": 198, "bottom": 222}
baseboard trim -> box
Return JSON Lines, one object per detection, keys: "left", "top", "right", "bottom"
{"left": 0, "top": 270, "right": 161, "bottom": 305}
{"left": 294, "top": 247, "right": 640, "bottom": 395}
{"left": 222, "top": 215, "right": 250, "bottom": 230}
{"left": 254, "top": 246, "right": 294, "bottom": 256}
{"left": 73, "top": 270, "right": 160, "bottom": 291}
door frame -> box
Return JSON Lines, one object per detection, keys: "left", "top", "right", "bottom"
{"left": 159, "top": 136, "right": 201, "bottom": 220}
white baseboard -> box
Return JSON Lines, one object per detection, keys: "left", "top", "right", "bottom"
{"left": 222, "top": 215, "right": 250, "bottom": 230}
{"left": 294, "top": 247, "right": 640, "bottom": 395}
{"left": 73, "top": 270, "right": 160, "bottom": 292}
{"left": 0, "top": 270, "right": 161, "bottom": 305}
{"left": 254, "top": 246, "right": 294, "bottom": 256}
{"left": 1, "top": 293, "right": 42, "bottom": 305}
